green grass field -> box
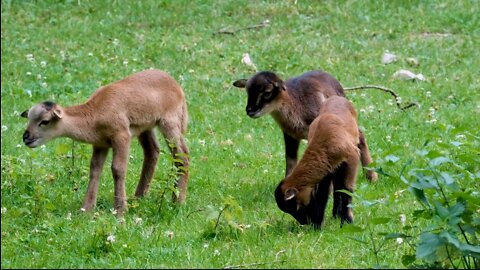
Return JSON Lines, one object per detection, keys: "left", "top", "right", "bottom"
{"left": 1, "top": 0, "right": 479, "bottom": 268}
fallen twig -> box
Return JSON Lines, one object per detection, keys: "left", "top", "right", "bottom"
{"left": 215, "top": 20, "right": 270, "bottom": 35}
{"left": 344, "top": 85, "right": 418, "bottom": 111}
{"left": 223, "top": 260, "right": 287, "bottom": 269}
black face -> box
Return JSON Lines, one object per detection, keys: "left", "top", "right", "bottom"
{"left": 245, "top": 71, "right": 283, "bottom": 118}
{"left": 274, "top": 182, "right": 309, "bottom": 225}
{"left": 275, "top": 177, "right": 333, "bottom": 228}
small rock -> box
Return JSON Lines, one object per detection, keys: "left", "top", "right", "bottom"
{"left": 393, "top": 69, "right": 425, "bottom": 81}
{"left": 382, "top": 52, "right": 397, "bottom": 64}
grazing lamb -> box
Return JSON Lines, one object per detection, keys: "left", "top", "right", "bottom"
{"left": 275, "top": 95, "right": 360, "bottom": 228}
{"left": 21, "top": 69, "right": 189, "bottom": 215}
{"left": 233, "top": 70, "right": 377, "bottom": 182}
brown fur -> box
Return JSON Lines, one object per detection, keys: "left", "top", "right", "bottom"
{"left": 21, "top": 69, "right": 189, "bottom": 215}
{"left": 233, "top": 70, "right": 377, "bottom": 181}
{"left": 275, "top": 96, "right": 360, "bottom": 227}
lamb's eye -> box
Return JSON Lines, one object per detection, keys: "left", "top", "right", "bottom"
{"left": 39, "top": 120, "right": 50, "bottom": 127}
{"left": 263, "top": 91, "right": 273, "bottom": 99}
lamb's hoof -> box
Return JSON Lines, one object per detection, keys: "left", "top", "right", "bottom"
{"left": 367, "top": 170, "right": 378, "bottom": 182}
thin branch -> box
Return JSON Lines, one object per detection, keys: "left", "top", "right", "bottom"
{"left": 344, "top": 85, "right": 418, "bottom": 111}
{"left": 186, "top": 208, "right": 205, "bottom": 218}
{"left": 214, "top": 20, "right": 269, "bottom": 35}
{"left": 214, "top": 205, "right": 229, "bottom": 230}
{"left": 223, "top": 260, "right": 286, "bottom": 269}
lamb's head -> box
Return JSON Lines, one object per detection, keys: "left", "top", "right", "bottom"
{"left": 274, "top": 180, "right": 313, "bottom": 225}
{"left": 21, "top": 101, "right": 64, "bottom": 148}
{"left": 233, "top": 71, "right": 286, "bottom": 118}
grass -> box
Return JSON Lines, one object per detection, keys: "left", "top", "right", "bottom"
{"left": 1, "top": 0, "right": 479, "bottom": 268}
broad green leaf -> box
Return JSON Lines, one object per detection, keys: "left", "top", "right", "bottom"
{"left": 204, "top": 205, "right": 219, "bottom": 221}
{"left": 385, "top": 154, "right": 400, "bottom": 163}
{"left": 440, "top": 172, "right": 455, "bottom": 185}
{"left": 433, "top": 201, "right": 449, "bottom": 219}
{"left": 401, "top": 254, "right": 416, "bottom": 266}
{"left": 448, "top": 202, "right": 465, "bottom": 218}
{"left": 439, "top": 231, "right": 460, "bottom": 248}
{"left": 416, "top": 233, "right": 443, "bottom": 262}
{"left": 371, "top": 217, "right": 391, "bottom": 225}
{"left": 459, "top": 243, "right": 480, "bottom": 258}
{"left": 408, "top": 187, "right": 429, "bottom": 206}
{"left": 429, "top": 156, "right": 452, "bottom": 167}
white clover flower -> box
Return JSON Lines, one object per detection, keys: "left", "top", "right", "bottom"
{"left": 107, "top": 234, "right": 116, "bottom": 243}
{"left": 26, "top": 71, "right": 32, "bottom": 76}
{"left": 448, "top": 95, "right": 454, "bottom": 99}
{"left": 40, "top": 61, "right": 47, "bottom": 67}
{"left": 455, "top": 134, "right": 466, "bottom": 140}
{"left": 88, "top": 52, "right": 93, "bottom": 56}
{"left": 198, "top": 139, "right": 206, "bottom": 146}
{"left": 41, "top": 82, "right": 48, "bottom": 88}
{"left": 110, "top": 208, "right": 118, "bottom": 215}
{"left": 213, "top": 249, "right": 220, "bottom": 256}
{"left": 112, "top": 38, "right": 120, "bottom": 46}
{"left": 122, "top": 244, "right": 128, "bottom": 248}
{"left": 66, "top": 212, "right": 72, "bottom": 220}
{"left": 385, "top": 135, "right": 391, "bottom": 142}
{"left": 1, "top": 125, "right": 7, "bottom": 132}
{"left": 399, "top": 214, "right": 406, "bottom": 225}
{"left": 396, "top": 238, "right": 404, "bottom": 244}
{"left": 26, "top": 54, "right": 35, "bottom": 62}
{"left": 134, "top": 217, "right": 143, "bottom": 224}
{"left": 16, "top": 144, "right": 23, "bottom": 148}
{"left": 80, "top": 208, "right": 86, "bottom": 212}
{"left": 165, "top": 231, "right": 174, "bottom": 239}
{"left": 203, "top": 243, "right": 209, "bottom": 249}
{"left": 426, "top": 91, "right": 431, "bottom": 97}
{"left": 263, "top": 169, "right": 268, "bottom": 174}
{"left": 1, "top": 207, "right": 6, "bottom": 214}
{"left": 123, "top": 60, "right": 128, "bottom": 66}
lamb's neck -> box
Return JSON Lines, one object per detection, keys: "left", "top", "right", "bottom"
{"left": 271, "top": 92, "right": 308, "bottom": 139}
{"left": 60, "top": 104, "right": 98, "bottom": 144}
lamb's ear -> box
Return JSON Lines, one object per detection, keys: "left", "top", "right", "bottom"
{"left": 233, "top": 79, "right": 247, "bottom": 88}
{"left": 284, "top": 188, "right": 298, "bottom": 201}
{"left": 271, "top": 78, "right": 286, "bottom": 91}
{"left": 21, "top": 110, "right": 29, "bottom": 118}
{"left": 52, "top": 107, "right": 63, "bottom": 119}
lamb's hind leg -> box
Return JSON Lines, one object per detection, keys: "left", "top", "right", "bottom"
{"left": 339, "top": 157, "right": 360, "bottom": 225}
{"left": 159, "top": 119, "right": 190, "bottom": 204}
{"left": 135, "top": 130, "right": 160, "bottom": 197}
{"left": 358, "top": 130, "right": 378, "bottom": 182}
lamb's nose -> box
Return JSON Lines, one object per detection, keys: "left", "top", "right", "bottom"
{"left": 23, "top": 130, "right": 29, "bottom": 142}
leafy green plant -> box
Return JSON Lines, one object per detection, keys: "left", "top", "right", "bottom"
{"left": 397, "top": 141, "right": 480, "bottom": 269}
{"left": 202, "top": 196, "right": 245, "bottom": 238}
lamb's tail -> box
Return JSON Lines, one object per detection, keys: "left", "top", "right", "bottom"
{"left": 344, "top": 85, "right": 418, "bottom": 111}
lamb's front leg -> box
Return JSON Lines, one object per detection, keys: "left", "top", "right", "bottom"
{"left": 284, "top": 133, "right": 300, "bottom": 177}
{"left": 111, "top": 135, "right": 131, "bottom": 215}
{"left": 82, "top": 146, "right": 109, "bottom": 211}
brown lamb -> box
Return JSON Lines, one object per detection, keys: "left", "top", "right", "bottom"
{"left": 21, "top": 69, "right": 189, "bottom": 215}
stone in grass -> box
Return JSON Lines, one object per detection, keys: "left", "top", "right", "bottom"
{"left": 393, "top": 69, "right": 425, "bottom": 81}
{"left": 382, "top": 52, "right": 398, "bottom": 64}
